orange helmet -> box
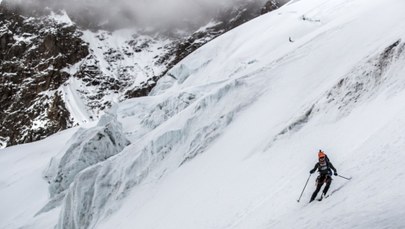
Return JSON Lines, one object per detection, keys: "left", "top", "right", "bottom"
{"left": 318, "top": 150, "right": 326, "bottom": 158}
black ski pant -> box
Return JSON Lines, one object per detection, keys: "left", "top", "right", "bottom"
{"left": 310, "top": 174, "right": 332, "bottom": 202}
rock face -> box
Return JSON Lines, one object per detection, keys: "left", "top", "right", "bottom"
{"left": 0, "top": 0, "right": 283, "bottom": 148}
{"left": 0, "top": 4, "right": 89, "bottom": 147}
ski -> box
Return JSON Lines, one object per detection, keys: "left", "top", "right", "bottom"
{"left": 317, "top": 177, "right": 353, "bottom": 201}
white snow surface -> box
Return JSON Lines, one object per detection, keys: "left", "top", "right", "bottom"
{"left": 2, "top": 0, "right": 405, "bottom": 228}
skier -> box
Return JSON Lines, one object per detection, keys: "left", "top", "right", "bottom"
{"left": 309, "top": 150, "right": 338, "bottom": 202}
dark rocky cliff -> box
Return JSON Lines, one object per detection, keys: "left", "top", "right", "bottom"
{"left": 0, "top": 5, "right": 89, "bottom": 147}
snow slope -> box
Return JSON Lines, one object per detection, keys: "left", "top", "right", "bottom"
{"left": 0, "top": 128, "right": 79, "bottom": 229}
{"left": 2, "top": 0, "right": 405, "bottom": 228}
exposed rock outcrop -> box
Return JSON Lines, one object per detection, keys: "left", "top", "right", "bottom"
{"left": 0, "top": 4, "right": 89, "bottom": 146}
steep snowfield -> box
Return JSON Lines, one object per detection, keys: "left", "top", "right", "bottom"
{"left": 0, "top": 128, "right": 79, "bottom": 229}
{"left": 2, "top": 0, "right": 405, "bottom": 228}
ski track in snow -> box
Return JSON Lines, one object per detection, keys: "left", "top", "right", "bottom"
{"left": 2, "top": 0, "right": 405, "bottom": 228}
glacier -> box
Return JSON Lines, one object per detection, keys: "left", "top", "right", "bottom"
{"left": 1, "top": 0, "right": 405, "bottom": 228}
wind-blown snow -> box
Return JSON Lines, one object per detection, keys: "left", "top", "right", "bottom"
{"left": 2, "top": 0, "right": 405, "bottom": 228}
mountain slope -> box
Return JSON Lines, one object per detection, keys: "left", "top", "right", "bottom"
{"left": 1, "top": 0, "right": 405, "bottom": 228}
{"left": 0, "top": 0, "right": 283, "bottom": 148}
{"left": 96, "top": 0, "right": 405, "bottom": 228}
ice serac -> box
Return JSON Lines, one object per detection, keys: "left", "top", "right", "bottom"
{"left": 56, "top": 56, "right": 267, "bottom": 228}
{"left": 44, "top": 107, "right": 130, "bottom": 200}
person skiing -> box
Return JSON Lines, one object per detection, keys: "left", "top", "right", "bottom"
{"left": 309, "top": 150, "right": 338, "bottom": 202}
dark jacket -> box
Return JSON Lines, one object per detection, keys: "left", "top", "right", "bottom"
{"left": 310, "top": 156, "right": 337, "bottom": 176}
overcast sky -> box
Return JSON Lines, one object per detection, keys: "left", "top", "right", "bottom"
{"left": 3, "top": 0, "right": 289, "bottom": 30}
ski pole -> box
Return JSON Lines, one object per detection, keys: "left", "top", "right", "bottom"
{"left": 338, "top": 175, "right": 352, "bottom": 180}
{"left": 297, "top": 174, "right": 311, "bottom": 202}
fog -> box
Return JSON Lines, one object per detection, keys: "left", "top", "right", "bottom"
{"left": 2, "top": 0, "right": 289, "bottom": 30}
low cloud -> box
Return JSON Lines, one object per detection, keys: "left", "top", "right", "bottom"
{"left": 3, "top": 0, "right": 288, "bottom": 30}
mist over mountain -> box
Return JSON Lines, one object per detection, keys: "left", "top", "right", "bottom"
{"left": 2, "top": 0, "right": 288, "bottom": 31}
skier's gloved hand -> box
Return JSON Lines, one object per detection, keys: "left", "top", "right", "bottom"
{"left": 334, "top": 172, "right": 338, "bottom": 176}
{"left": 310, "top": 169, "right": 315, "bottom": 174}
